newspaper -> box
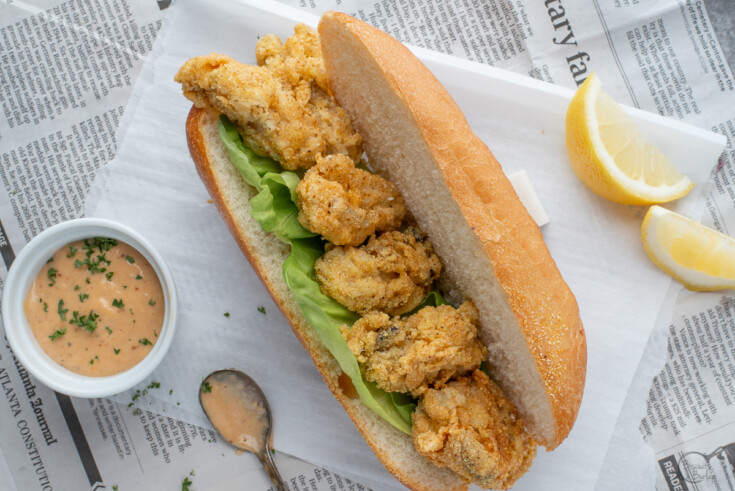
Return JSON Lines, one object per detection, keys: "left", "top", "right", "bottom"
{"left": 641, "top": 292, "right": 735, "bottom": 490}
{"left": 0, "top": 0, "right": 733, "bottom": 490}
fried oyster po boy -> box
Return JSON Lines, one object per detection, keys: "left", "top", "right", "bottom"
{"left": 175, "top": 13, "right": 586, "bottom": 490}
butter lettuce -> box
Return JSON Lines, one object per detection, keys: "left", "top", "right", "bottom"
{"left": 218, "top": 118, "right": 280, "bottom": 189}
{"left": 283, "top": 238, "right": 416, "bottom": 432}
{"left": 219, "top": 116, "right": 417, "bottom": 433}
{"left": 218, "top": 117, "right": 314, "bottom": 243}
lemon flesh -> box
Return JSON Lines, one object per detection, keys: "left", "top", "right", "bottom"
{"left": 566, "top": 73, "right": 693, "bottom": 205}
{"left": 642, "top": 206, "right": 735, "bottom": 291}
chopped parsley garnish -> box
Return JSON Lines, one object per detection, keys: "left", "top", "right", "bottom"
{"left": 139, "top": 338, "right": 152, "bottom": 346}
{"left": 79, "top": 293, "right": 89, "bottom": 302}
{"left": 114, "top": 348, "right": 120, "bottom": 355}
{"left": 147, "top": 381, "right": 160, "bottom": 390}
{"left": 133, "top": 408, "right": 142, "bottom": 416}
{"left": 106, "top": 326, "right": 112, "bottom": 334}
{"left": 49, "top": 328, "right": 66, "bottom": 341}
{"left": 85, "top": 278, "right": 91, "bottom": 284}
{"left": 69, "top": 310, "right": 99, "bottom": 333}
{"left": 74, "top": 256, "right": 106, "bottom": 273}
{"left": 67, "top": 245, "right": 78, "bottom": 257}
{"left": 257, "top": 306, "right": 266, "bottom": 315}
{"left": 47, "top": 268, "right": 58, "bottom": 286}
{"left": 223, "top": 312, "right": 230, "bottom": 318}
{"left": 43, "top": 302, "right": 48, "bottom": 313}
{"left": 92, "top": 237, "right": 117, "bottom": 251}
{"left": 200, "top": 381, "right": 212, "bottom": 393}
{"left": 57, "top": 299, "right": 68, "bottom": 320}
{"left": 182, "top": 477, "right": 193, "bottom": 491}
{"left": 148, "top": 299, "right": 156, "bottom": 306}
{"left": 125, "top": 255, "right": 135, "bottom": 264}
{"left": 136, "top": 274, "right": 142, "bottom": 280}
{"left": 106, "top": 271, "right": 114, "bottom": 280}
{"left": 113, "top": 486, "right": 118, "bottom": 491}
{"left": 89, "top": 359, "right": 94, "bottom": 365}
{"left": 74, "top": 285, "right": 81, "bottom": 291}
{"left": 74, "top": 238, "right": 117, "bottom": 274}
{"left": 112, "top": 298, "right": 124, "bottom": 309}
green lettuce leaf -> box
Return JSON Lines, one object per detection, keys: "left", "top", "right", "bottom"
{"left": 284, "top": 238, "right": 415, "bottom": 433}
{"left": 219, "top": 116, "right": 315, "bottom": 243}
{"left": 250, "top": 172, "right": 316, "bottom": 242}
{"left": 218, "top": 116, "right": 415, "bottom": 433}
{"left": 218, "top": 117, "right": 280, "bottom": 189}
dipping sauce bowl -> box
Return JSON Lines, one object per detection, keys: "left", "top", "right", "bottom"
{"left": 2, "top": 218, "right": 178, "bottom": 398}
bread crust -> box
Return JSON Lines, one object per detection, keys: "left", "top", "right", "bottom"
{"left": 185, "top": 106, "right": 467, "bottom": 491}
{"left": 318, "top": 12, "right": 586, "bottom": 449}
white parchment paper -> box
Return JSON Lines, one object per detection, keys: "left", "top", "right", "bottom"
{"left": 84, "top": 0, "right": 726, "bottom": 488}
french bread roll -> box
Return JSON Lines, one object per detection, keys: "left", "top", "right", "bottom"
{"left": 183, "top": 12, "right": 586, "bottom": 490}
{"left": 318, "top": 12, "right": 586, "bottom": 450}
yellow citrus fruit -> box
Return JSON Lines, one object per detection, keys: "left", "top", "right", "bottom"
{"left": 565, "top": 73, "right": 693, "bottom": 205}
{"left": 641, "top": 205, "right": 735, "bottom": 291}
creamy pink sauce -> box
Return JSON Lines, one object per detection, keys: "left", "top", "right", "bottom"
{"left": 200, "top": 372, "right": 269, "bottom": 452}
{"left": 24, "top": 238, "right": 165, "bottom": 377}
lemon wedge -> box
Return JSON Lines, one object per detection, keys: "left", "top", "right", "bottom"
{"left": 566, "top": 73, "right": 694, "bottom": 205}
{"left": 642, "top": 206, "right": 735, "bottom": 290}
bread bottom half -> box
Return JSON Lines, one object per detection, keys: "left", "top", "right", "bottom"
{"left": 186, "top": 106, "right": 468, "bottom": 491}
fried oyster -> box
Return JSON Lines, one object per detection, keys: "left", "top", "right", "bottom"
{"left": 297, "top": 154, "right": 406, "bottom": 246}
{"left": 412, "top": 370, "right": 536, "bottom": 489}
{"left": 315, "top": 228, "right": 441, "bottom": 316}
{"left": 342, "top": 302, "right": 486, "bottom": 397}
{"left": 174, "top": 24, "right": 362, "bottom": 170}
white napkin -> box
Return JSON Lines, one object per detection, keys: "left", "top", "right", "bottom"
{"left": 85, "top": 0, "right": 725, "bottom": 488}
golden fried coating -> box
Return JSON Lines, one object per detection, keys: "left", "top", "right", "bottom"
{"left": 315, "top": 228, "right": 441, "bottom": 316}
{"left": 412, "top": 370, "right": 536, "bottom": 489}
{"left": 174, "top": 25, "right": 362, "bottom": 170}
{"left": 297, "top": 155, "right": 406, "bottom": 246}
{"left": 342, "top": 302, "right": 485, "bottom": 397}
{"left": 256, "top": 27, "right": 327, "bottom": 91}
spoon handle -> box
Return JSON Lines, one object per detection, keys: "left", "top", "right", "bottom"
{"left": 259, "top": 446, "right": 288, "bottom": 491}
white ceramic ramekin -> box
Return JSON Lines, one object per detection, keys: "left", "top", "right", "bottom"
{"left": 2, "top": 218, "right": 178, "bottom": 398}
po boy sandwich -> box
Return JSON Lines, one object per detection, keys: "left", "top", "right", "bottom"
{"left": 175, "top": 12, "right": 586, "bottom": 490}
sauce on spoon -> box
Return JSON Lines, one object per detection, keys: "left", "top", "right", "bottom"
{"left": 200, "top": 371, "right": 269, "bottom": 452}
{"left": 199, "top": 370, "right": 286, "bottom": 491}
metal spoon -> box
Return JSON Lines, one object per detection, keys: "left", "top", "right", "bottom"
{"left": 199, "top": 369, "right": 287, "bottom": 491}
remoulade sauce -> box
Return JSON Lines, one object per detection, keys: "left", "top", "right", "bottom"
{"left": 24, "top": 237, "right": 165, "bottom": 377}
{"left": 200, "top": 372, "right": 269, "bottom": 452}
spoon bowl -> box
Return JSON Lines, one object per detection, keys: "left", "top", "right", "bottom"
{"left": 200, "top": 369, "right": 286, "bottom": 491}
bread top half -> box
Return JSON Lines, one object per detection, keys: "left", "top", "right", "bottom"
{"left": 319, "top": 12, "right": 587, "bottom": 449}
